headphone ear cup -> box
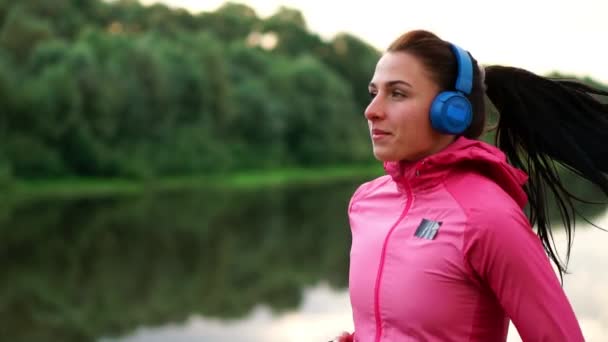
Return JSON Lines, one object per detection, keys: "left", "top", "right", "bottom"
{"left": 430, "top": 91, "right": 473, "bottom": 135}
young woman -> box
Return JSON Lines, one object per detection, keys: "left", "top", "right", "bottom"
{"left": 337, "top": 30, "right": 608, "bottom": 341}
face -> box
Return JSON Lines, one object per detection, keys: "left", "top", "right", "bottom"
{"left": 366, "top": 52, "right": 453, "bottom": 162}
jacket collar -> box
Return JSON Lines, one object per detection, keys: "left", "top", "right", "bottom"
{"left": 383, "top": 136, "right": 529, "bottom": 208}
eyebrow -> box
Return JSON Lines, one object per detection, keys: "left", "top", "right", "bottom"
{"left": 368, "top": 80, "right": 412, "bottom": 88}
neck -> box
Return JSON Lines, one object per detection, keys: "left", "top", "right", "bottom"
{"left": 402, "top": 135, "right": 457, "bottom": 163}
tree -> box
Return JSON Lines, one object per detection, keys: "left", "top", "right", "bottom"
{"left": 0, "top": 6, "right": 55, "bottom": 62}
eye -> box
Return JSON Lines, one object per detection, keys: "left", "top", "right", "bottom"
{"left": 391, "top": 90, "right": 406, "bottom": 98}
{"left": 368, "top": 90, "right": 377, "bottom": 99}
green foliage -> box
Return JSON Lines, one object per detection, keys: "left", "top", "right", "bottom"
{"left": 0, "top": 0, "right": 605, "bottom": 186}
{"left": 198, "top": 2, "right": 260, "bottom": 42}
{"left": 0, "top": 151, "right": 13, "bottom": 189}
{"left": 0, "top": 5, "right": 55, "bottom": 62}
{"left": 0, "top": 0, "right": 378, "bottom": 180}
{"left": 320, "top": 33, "right": 381, "bottom": 111}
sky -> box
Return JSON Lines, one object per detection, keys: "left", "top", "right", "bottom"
{"left": 139, "top": 0, "right": 608, "bottom": 84}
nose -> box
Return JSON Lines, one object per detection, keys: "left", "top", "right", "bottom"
{"left": 364, "top": 95, "right": 384, "bottom": 121}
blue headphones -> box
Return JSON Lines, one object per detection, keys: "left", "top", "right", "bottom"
{"left": 429, "top": 44, "right": 473, "bottom": 135}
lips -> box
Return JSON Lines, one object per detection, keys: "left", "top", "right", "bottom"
{"left": 371, "top": 128, "right": 391, "bottom": 141}
{"left": 372, "top": 129, "right": 390, "bottom": 135}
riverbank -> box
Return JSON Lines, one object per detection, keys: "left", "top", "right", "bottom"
{"left": 6, "top": 164, "right": 384, "bottom": 200}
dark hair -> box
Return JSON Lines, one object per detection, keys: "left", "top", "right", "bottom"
{"left": 388, "top": 30, "right": 487, "bottom": 139}
{"left": 388, "top": 30, "right": 608, "bottom": 280}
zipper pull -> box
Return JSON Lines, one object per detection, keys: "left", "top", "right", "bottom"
{"left": 415, "top": 160, "right": 427, "bottom": 177}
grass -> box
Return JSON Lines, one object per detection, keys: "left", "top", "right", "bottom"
{"left": 6, "top": 164, "right": 384, "bottom": 200}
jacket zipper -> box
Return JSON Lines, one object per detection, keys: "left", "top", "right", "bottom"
{"left": 373, "top": 181, "right": 413, "bottom": 342}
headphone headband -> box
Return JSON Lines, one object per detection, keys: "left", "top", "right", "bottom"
{"left": 450, "top": 44, "right": 473, "bottom": 95}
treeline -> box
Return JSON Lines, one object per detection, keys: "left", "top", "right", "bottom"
{"left": 0, "top": 0, "right": 606, "bottom": 186}
{"left": 0, "top": 0, "right": 379, "bottom": 182}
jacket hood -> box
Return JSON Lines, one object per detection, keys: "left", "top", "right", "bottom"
{"left": 383, "top": 136, "right": 529, "bottom": 208}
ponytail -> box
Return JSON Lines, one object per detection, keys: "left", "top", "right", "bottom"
{"left": 484, "top": 66, "right": 608, "bottom": 278}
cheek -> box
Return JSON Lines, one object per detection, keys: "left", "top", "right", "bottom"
{"left": 398, "top": 104, "right": 432, "bottom": 136}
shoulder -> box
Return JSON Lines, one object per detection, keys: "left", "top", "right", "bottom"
{"left": 349, "top": 175, "right": 392, "bottom": 210}
{"left": 443, "top": 168, "right": 531, "bottom": 238}
{"left": 444, "top": 168, "right": 522, "bottom": 214}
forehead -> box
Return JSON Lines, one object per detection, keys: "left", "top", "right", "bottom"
{"left": 370, "top": 52, "right": 430, "bottom": 86}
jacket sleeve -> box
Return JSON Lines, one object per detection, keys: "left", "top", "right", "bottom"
{"left": 463, "top": 205, "right": 585, "bottom": 341}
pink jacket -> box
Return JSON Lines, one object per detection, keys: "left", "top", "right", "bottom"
{"left": 348, "top": 137, "right": 584, "bottom": 341}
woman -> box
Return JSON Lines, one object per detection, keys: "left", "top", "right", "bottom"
{"left": 337, "top": 30, "right": 608, "bottom": 341}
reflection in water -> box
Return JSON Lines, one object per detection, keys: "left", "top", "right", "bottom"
{"left": 101, "top": 284, "right": 353, "bottom": 342}
{"left": 105, "top": 212, "right": 608, "bottom": 342}
{"left": 1, "top": 179, "right": 606, "bottom": 342}
{"left": 558, "top": 213, "right": 608, "bottom": 341}
{"left": 1, "top": 180, "right": 359, "bottom": 342}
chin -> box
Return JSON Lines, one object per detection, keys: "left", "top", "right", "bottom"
{"left": 372, "top": 148, "right": 398, "bottom": 162}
